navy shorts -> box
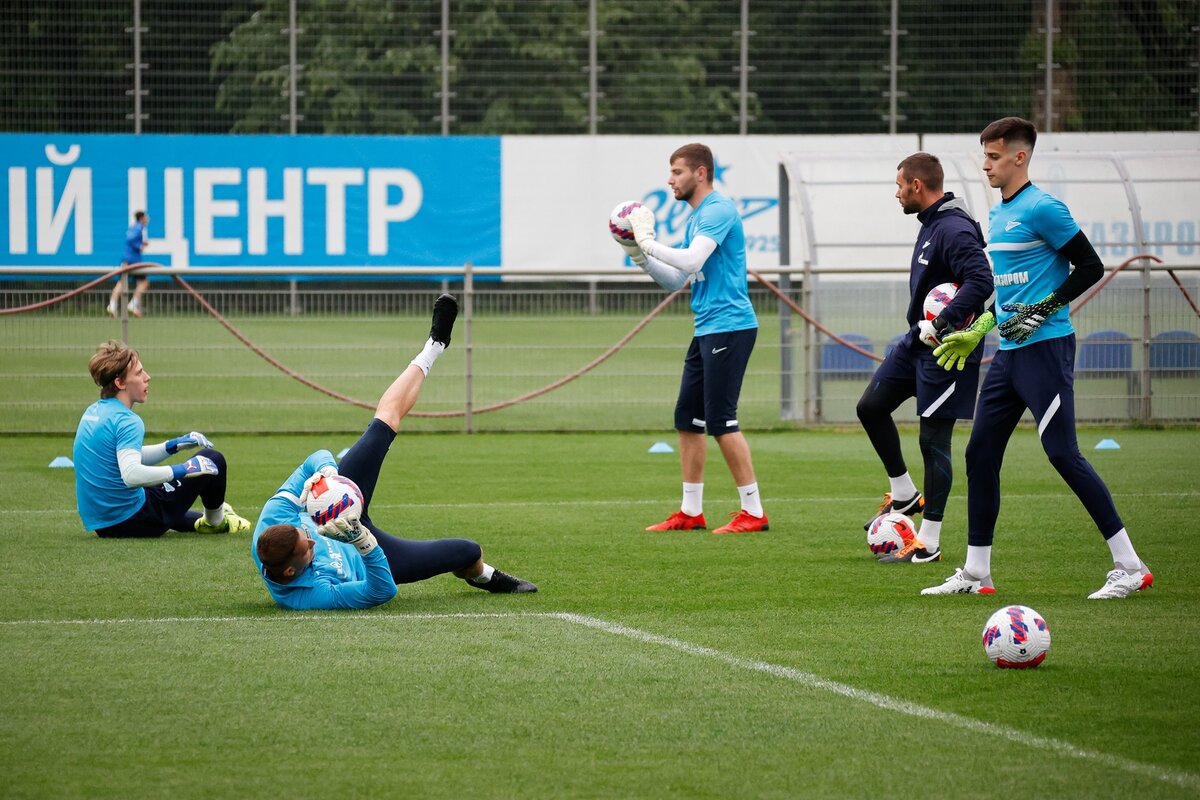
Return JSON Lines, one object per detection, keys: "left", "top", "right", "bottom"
{"left": 94, "top": 448, "right": 228, "bottom": 538}
{"left": 869, "top": 334, "right": 980, "bottom": 420}
{"left": 338, "top": 419, "right": 482, "bottom": 584}
{"left": 674, "top": 327, "right": 757, "bottom": 436}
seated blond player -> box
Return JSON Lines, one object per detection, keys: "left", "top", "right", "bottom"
{"left": 252, "top": 295, "right": 537, "bottom": 610}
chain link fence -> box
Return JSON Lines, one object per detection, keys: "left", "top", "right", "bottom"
{"left": 2, "top": 0, "right": 1196, "bottom": 136}
{"left": 2, "top": 269, "right": 1197, "bottom": 434}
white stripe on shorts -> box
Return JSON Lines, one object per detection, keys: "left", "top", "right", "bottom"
{"left": 692, "top": 418, "right": 706, "bottom": 427}
{"left": 1037, "top": 394, "right": 1062, "bottom": 440}
{"left": 920, "top": 383, "right": 956, "bottom": 418}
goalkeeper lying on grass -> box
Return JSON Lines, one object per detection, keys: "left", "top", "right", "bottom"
{"left": 252, "top": 295, "right": 537, "bottom": 611}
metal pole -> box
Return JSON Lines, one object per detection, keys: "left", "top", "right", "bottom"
{"left": 587, "top": 0, "right": 600, "bottom": 134}
{"left": 126, "top": 0, "right": 147, "bottom": 133}
{"left": 464, "top": 262, "right": 474, "bottom": 434}
{"left": 1194, "top": 22, "right": 1200, "bottom": 132}
{"left": 1111, "top": 154, "right": 1151, "bottom": 420}
{"left": 1043, "top": 0, "right": 1055, "bottom": 132}
{"left": 778, "top": 164, "right": 793, "bottom": 419}
{"left": 737, "top": 0, "right": 751, "bottom": 135}
{"left": 888, "top": 0, "right": 899, "bottom": 135}
{"left": 288, "top": 0, "right": 298, "bottom": 135}
{"left": 436, "top": 0, "right": 455, "bottom": 135}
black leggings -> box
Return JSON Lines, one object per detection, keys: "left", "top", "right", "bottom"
{"left": 337, "top": 419, "right": 482, "bottom": 583}
{"left": 856, "top": 383, "right": 956, "bottom": 522}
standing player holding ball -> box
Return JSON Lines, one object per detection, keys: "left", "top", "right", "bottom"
{"left": 616, "top": 143, "right": 768, "bottom": 535}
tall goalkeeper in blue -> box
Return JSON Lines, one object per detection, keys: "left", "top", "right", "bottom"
{"left": 253, "top": 295, "right": 537, "bottom": 610}
{"left": 923, "top": 116, "right": 1152, "bottom": 599}
{"left": 619, "top": 142, "right": 768, "bottom": 534}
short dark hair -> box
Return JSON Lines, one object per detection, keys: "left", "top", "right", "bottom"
{"left": 980, "top": 116, "right": 1037, "bottom": 151}
{"left": 896, "top": 152, "right": 944, "bottom": 191}
{"left": 670, "top": 143, "right": 715, "bottom": 184}
{"left": 88, "top": 339, "right": 138, "bottom": 399}
{"left": 134, "top": 210, "right": 146, "bottom": 222}
{"left": 257, "top": 524, "right": 301, "bottom": 569}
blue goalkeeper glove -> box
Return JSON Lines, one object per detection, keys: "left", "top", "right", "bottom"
{"left": 171, "top": 454, "right": 219, "bottom": 480}
{"left": 933, "top": 311, "right": 996, "bottom": 371}
{"left": 998, "top": 292, "right": 1066, "bottom": 344}
{"left": 166, "top": 431, "right": 213, "bottom": 454}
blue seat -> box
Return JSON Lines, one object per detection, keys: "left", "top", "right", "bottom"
{"left": 820, "top": 334, "right": 876, "bottom": 378}
{"left": 1078, "top": 330, "right": 1133, "bottom": 375}
{"left": 1150, "top": 330, "right": 1200, "bottom": 373}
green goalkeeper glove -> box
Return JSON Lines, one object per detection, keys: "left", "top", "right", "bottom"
{"left": 933, "top": 311, "right": 995, "bottom": 371}
{"left": 997, "top": 292, "right": 1066, "bottom": 344}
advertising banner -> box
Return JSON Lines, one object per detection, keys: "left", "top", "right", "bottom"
{"left": 1, "top": 134, "right": 501, "bottom": 270}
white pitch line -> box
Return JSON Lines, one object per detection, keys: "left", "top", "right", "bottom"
{"left": 2, "top": 609, "right": 1196, "bottom": 791}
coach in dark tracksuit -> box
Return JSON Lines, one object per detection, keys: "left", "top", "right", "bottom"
{"left": 856, "top": 152, "right": 993, "bottom": 563}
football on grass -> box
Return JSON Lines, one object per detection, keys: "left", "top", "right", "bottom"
{"left": 608, "top": 200, "right": 643, "bottom": 244}
{"left": 923, "top": 282, "right": 975, "bottom": 329}
{"left": 982, "top": 605, "right": 1051, "bottom": 669}
{"left": 866, "top": 512, "right": 916, "bottom": 556}
{"left": 305, "top": 475, "right": 364, "bottom": 527}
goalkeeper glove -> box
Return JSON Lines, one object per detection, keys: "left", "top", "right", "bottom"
{"left": 626, "top": 205, "right": 657, "bottom": 251}
{"left": 166, "top": 431, "right": 213, "bottom": 454}
{"left": 318, "top": 517, "right": 378, "bottom": 556}
{"left": 618, "top": 240, "right": 648, "bottom": 267}
{"left": 171, "top": 454, "right": 219, "bottom": 480}
{"left": 997, "top": 292, "right": 1065, "bottom": 344}
{"left": 916, "top": 317, "right": 950, "bottom": 348}
{"left": 933, "top": 311, "right": 996, "bottom": 371}
{"left": 298, "top": 464, "right": 340, "bottom": 507}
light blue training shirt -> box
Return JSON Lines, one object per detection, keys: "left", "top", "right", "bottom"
{"left": 73, "top": 398, "right": 146, "bottom": 530}
{"left": 986, "top": 183, "right": 1080, "bottom": 350}
{"left": 683, "top": 191, "right": 758, "bottom": 337}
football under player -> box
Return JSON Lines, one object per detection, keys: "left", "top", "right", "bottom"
{"left": 618, "top": 142, "right": 769, "bottom": 535}
{"left": 252, "top": 295, "right": 537, "bottom": 611}
{"left": 856, "top": 152, "right": 992, "bottom": 563}
{"left": 923, "top": 116, "right": 1151, "bottom": 599}
{"left": 73, "top": 340, "right": 250, "bottom": 537}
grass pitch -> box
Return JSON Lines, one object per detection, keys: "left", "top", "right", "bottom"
{"left": 2, "top": 428, "right": 1198, "bottom": 798}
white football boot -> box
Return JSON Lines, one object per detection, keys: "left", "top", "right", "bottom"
{"left": 920, "top": 567, "right": 995, "bottom": 595}
{"left": 1088, "top": 563, "right": 1153, "bottom": 599}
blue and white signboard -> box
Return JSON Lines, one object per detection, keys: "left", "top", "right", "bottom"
{"left": 1, "top": 134, "right": 501, "bottom": 269}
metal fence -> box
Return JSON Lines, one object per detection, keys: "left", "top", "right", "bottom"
{"left": 2, "top": 266, "right": 1197, "bottom": 435}
{"left": 2, "top": 0, "right": 1195, "bottom": 136}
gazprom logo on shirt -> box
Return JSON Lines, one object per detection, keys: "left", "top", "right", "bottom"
{"left": 995, "top": 271, "right": 1030, "bottom": 287}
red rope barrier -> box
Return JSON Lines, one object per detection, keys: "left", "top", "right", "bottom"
{"left": 173, "top": 274, "right": 684, "bottom": 418}
{"left": 0, "top": 262, "right": 149, "bottom": 315}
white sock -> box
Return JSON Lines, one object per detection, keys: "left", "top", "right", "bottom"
{"left": 409, "top": 338, "right": 445, "bottom": 376}
{"left": 964, "top": 544, "right": 991, "bottom": 579}
{"left": 737, "top": 482, "right": 763, "bottom": 517}
{"left": 1105, "top": 529, "right": 1142, "bottom": 571}
{"left": 471, "top": 563, "right": 496, "bottom": 584}
{"left": 203, "top": 506, "right": 225, "bottom": 527}
{"left": 681, "top": 482, "right": 704, "bottom": 517}
{"left": 918, "top": 519, "right": 942, "bottom": 551}
{"left": 888, "top": 472, "right": 919, "bottom": 500}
